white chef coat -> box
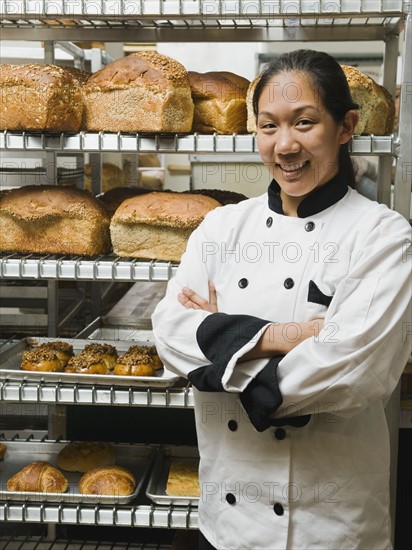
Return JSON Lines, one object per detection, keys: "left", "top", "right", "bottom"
{"left": 152, "top": 174, "right": 412, "bottom": 550}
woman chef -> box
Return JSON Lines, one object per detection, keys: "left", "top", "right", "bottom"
{"left": 152, "top": 50, "right": 411, "bottom": 550}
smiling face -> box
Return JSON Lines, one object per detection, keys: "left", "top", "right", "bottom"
{"left": 256, "top": 71, "right": 356, "bottom": 215}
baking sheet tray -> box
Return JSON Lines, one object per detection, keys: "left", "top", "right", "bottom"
{"left": 146, "top": 446, "right": 200, "bottom": 506}
{"left": 76, "top": 316, "right": 154, "bottom": 342}
{"left": 0, "top": 337, "right": 179, "bottom": 388}
{"left": 0, "top": 440, "right": 155, "bottom": 504}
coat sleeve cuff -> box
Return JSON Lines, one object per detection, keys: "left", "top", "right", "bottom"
{"left": 195, "top": 312, "right": 273, "bottom": 392}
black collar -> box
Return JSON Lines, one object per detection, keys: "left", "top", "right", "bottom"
{"left": 268, "top": 170, "right": 348, "bottom": 218}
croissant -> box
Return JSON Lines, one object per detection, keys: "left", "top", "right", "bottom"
{"left": 7, "top": 461, "right": 68, "bottom": 493}
{"left": 0, "top": 442, "right": 6, "bottom": 460}
{"left": 79, "top": 465, "right": 136, "bottom": 495}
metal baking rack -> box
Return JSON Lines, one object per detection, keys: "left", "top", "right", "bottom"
{"left": 0, "top": 535, "right": 173, "bottom": 550}
{"left": 0, "top": 130, "right": 398, "bottom": 156}
{"left": 0, "top": 380, "right": 194, "bottom": 407}
{"left": 0, "top": 254, "right": 178, "bottom": 282}
{"left": 0, "top": 1, "right": 406, "bottom": 42}
{"left": 0, "top": 501, "right": 198, "bottom": 529}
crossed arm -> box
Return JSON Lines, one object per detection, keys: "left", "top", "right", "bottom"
{"left": 178, "top": 282, "right": 324, "bottom": 359}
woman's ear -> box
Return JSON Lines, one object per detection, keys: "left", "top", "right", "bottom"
{"left": 339, "top": 109, "right": 359, "bottom": 144}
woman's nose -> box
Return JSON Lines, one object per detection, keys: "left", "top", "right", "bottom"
{"left": 274, "top": 128, "right": 300, "bottom": 155}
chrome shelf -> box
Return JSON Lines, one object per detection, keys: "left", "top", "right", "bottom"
{"left": 0, "top": 1, "right": 406, "bottom": 41}
{"left": 0, "top": 131, "right": 398, "bottom": 156}
{"left": 0, "top": 254, "right": 178, "bottom": 282}
{"left": 0, "top": 380, "right": 194, "bottom": 407}
{"left": 0, "top": 501, "right": 198, "bottom": 529}
{"left": 0, "top": 0, "right": 406, "bottom": 19}
{"left": 0, "top": 535, "right": 173, "bottom": 550}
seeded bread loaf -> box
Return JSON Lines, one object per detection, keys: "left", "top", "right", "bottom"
{"left": 189, "top": 71, "right": 250, "bottom": 134}
{"left": 110, "top": 191, "right": 220, "bottom": 262}
{"left": 341, "top": 65, "right": 395, "bottom": 135}
{"left": 0, "top": 185, "right": 111, "bottom": 256}
{"left": 0, "top": 64, "right": 84, "bottom": 132}
{"left": 246, "top": 74, "right": 260, "bottom": 133}
{"left": 83, "top": 52, "right": 194, "bottom": 132}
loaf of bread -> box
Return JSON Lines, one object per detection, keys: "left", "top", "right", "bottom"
{"left": 79, "top": 465, "right": 136, "bottom": 495}
{"left": 84, "top": 162, "right": 126, "bottom": 193}
{"left": 166, "top": 460, "right": 200, "bottom": 497}
{"left": 0, "top": 64, "right": 84, "bottom": 132}
{"left": 0, "top": 185, "right": 111, "bottom": 256}
{"left": 57, "top": 441, "right": 116, "bottom": 473}
{"left": 98, "top": 186, "right": 153, "bottom": 216}
{"left": 7, "top": 461, "right": 68, "bottom": 493}
{"left": 189, "top": 71, "right": 250, "bottom": 134}
{"left": 0, "top": 442, "right": 6, "bottom": 461}
{"left": 110, "top": 191, "right": 220, "bottom": 262}
{"left": 342, "top": 65, "right": 395, "bottom": 135}
{"left": 246, "top": 74, "right": 260, "bottom": 133}
{"left": 183, "top": 188, "right": 248, "bottom": 205}
{"left": 83, "top": 52, "right": 194, "bottom": 133}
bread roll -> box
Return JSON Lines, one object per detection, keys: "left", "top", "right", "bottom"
{"left": 189, "top": 71, "right": 250, "bottom": 134}
{"left": 79, "top": 465, "right": 136, "bottom": 495}
{"left": 83, "top": 52, "right": 194, "bottom": 133}
{"left": 342, "top": 65, "right": 395, "bottom": 135}
{"left": 82, "top": 343, "right": 118, "bottom": 371}
{"left": 65, "top": 351, "right": 112, "bottom": 375}
{"left": 0, "top": 64, "right": 84, "bottom": 132}
{"left": 0, "top": 185, "right": 111, "bottom": 256}
{"left": 114, "top": 347, "right": 156, "bottom": 377}
{"left": 110, "top": 191, "right": 220, "bottom": 262}
{"left": 37, "top": 341, "right": 74, "bottom": 367}
{"left": 57, "top": 441, "right": 116, "bottom": 473}
{"left": 20, "top": 348, "right": 65, "bottom": 372}
{"left": 166, "top": 460, "right": 200, "bottom": 497}
{"left": 7, "top": 461, "right": 68, "bottom": 493}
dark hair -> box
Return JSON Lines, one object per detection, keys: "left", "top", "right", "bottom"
{"left": 253, "top": 49, "right": 359, "bottom": 188}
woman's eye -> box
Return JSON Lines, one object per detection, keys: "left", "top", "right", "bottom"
{"left": 297, "top": 119, "right": 313, "bottom": 126}
{"left": 260, "top": 122, "right": 276, "bottom": 129}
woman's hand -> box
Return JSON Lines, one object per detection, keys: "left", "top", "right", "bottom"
{"left": 178, "top": 281, "right": 218, "bottom": 313}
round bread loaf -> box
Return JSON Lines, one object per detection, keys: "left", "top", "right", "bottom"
{"left": 7, "top": 461, "right": 68, "bottom": 493}
{"left": 79, "top": 465, "right": 136, "bottom": 495}
{"left": 57, "top": 441, "right": 116, "bottom": 473}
